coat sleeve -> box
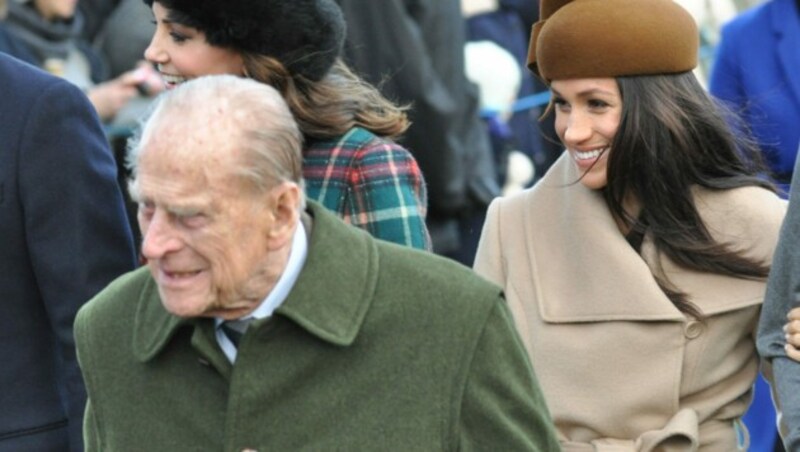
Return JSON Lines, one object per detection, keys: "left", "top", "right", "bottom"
{"left": 457, "top": 298, "right": 558, "bottom": 451}
{"left": 344, "top": 139, "right": 432, "bottom": 250}
{"left": 19, "top": 78, "right": 136, "bottom": 451}
{"left": 757, "top": 156, "right": 800, "bottom": 451}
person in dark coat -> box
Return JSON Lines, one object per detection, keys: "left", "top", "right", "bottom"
{"left": 0, "top": 0, "right": 160, "bottom": 123}
{"left": 464, "top": 0, "right": 541, "bottom": 174}
{"left": 0, "top": 50, "right": 137, "bottom": 451}
{"left": 758, "top": 140, "right": 800, "bottom": 451}
{"left": 335, "top": 0, "right": 501, "bottom": 262}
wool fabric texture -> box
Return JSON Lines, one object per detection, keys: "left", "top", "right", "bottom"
{"left": 528, "top": 0, "right": 699, "bottom": 82}
{"left": 142, "top": 0, "right": 345, "bottom": 81}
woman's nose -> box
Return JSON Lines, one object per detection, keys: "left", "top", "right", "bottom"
{"left": 563, "top": 113, "right": 592, "bottom": 144}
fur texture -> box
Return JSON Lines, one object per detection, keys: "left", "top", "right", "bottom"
{"left": 143, "top": 0, "right": 345, "bottom": 81}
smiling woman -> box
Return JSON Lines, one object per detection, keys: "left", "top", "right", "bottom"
{"left": 144, "top": 3, "right": 244, "bottom": 87}
{"left": 550, "top": 78, "right": 621, "bottom": 191}
{"left": 473, "top": 0, "right": 788, "bottom": 450}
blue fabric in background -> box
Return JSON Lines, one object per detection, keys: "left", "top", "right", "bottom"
{"left": 743, "top": 375, "right": 780, "bottom": 451}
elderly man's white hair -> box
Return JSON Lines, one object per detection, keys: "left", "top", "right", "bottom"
{"left": 127, "top": 74, "right": 304, "bottom": 202}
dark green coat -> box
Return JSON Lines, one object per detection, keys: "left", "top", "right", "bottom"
{"left": 75, "top": 201, "right": 557, "bottom": 451}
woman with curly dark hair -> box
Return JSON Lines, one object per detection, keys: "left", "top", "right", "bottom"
{"left": 474, "top": 0, "right": 787, "bottom": 449}
{"left": 140, "top": 0, "right": 431, "bottom": 250}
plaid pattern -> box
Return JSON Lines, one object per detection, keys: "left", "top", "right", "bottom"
{"left": 304, "top": 127, "right": 431, "bottom": 250}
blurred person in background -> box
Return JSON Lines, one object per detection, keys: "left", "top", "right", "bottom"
{"left": 0, "top": 10, "right": 137, "bottom": 447}
{"left": 335, "top": 0, "right": 499, "bottom": 264}
{"left": 90, "top": 0, "right": 153, "bottom": 80}
{"left": 710, "top": 0, "right": 800, "bottom": 196}
{"left": 0, "top": 0, "right": 161, "bottom": 123}
{"left": 463, "top": 0, "right": 560, "bottom": 186}
{"left": 463, "top": 39, "right": 535, "bottom": 196}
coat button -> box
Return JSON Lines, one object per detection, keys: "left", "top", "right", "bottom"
{"left": 684, "top": 320, "right": 704, "bottom": 339}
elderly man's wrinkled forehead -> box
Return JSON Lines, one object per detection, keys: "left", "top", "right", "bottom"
{"left": 140, "top": 95, "right": 250, "bottom": 167}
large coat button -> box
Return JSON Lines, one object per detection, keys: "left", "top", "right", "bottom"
{"left": 684, "top": 320, "right": 704, "bottom": 339}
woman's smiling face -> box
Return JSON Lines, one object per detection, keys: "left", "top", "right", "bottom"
{"left": 144, "top": 2, "right": 245, "bottom": 89}
{"left": 551, "top": 78, "right": 622, "bottom": 190}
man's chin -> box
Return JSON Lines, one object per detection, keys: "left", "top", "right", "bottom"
{"left": 158, "top": 293, "right": 212, "bottom": 319}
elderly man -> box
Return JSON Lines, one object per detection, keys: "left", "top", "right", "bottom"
{"left": 74, "top": 75, "right": 558, "bottom": 450}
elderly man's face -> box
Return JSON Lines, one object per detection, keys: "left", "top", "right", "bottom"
{"left": 135, "top": 142, "right": 279, "bottom": 319}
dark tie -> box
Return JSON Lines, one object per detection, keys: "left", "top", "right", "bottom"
{"left": 220, "top": 319, "right": 251, "bottom": 347}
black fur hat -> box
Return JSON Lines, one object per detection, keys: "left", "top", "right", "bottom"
{"left": 143, "top": 0, "right": 345, "bottom": 81}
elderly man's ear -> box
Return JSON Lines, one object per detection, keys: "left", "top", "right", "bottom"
{"left": 265, "top": 182, "right": 303, "bottom": 249}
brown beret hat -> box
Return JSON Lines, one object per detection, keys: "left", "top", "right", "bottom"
{"left": 528, "top": 0, "right": 699, "bottom": 82}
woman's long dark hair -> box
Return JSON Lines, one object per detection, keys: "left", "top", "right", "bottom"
{"left": 243, "top": 54, "right": 409, "bottom": 142}
{"left": 604, "top": 72, "right": 775, "bottom": 318}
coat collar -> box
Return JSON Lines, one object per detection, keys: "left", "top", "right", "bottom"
{"left": 522, "top": 155, "right": 684, "bottom": 323}
{"left": 132, "top": 201, "right": 378, "bottom": 362}
{"left": 522, "top": 155, "right": 771, "bottom": 323}
{"left": 272, "top": 201, "right": 377, "bottom": 346}
{"left": 771, "top": 0, "right": 800, "bottom": 108}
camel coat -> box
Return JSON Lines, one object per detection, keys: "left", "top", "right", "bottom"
{"left": 474, "top": 155, "right": 787, "bottom": 451}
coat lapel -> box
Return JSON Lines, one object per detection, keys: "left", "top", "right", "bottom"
{"left": 276, "top": 202, "right": 378, "bottom": 346}
{"left": 522, "top": 155, "right": 774, "bottom": 323}
{"left": 131, "top": 201, "right": 379, "bottom": 364}
{"left": 131, "top": 270, "right": 191, "bottom": 362}
{"left": 524, "top": 155, "right": 684, "bottom": 323}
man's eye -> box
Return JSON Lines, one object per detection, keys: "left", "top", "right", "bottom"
{"left": 139, "top": 202, "right": 155, "bottom": 215}
{"left": 181, "top": 214, "right": 208, "bottom": 228}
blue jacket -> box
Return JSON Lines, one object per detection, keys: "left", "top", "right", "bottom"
{"left": 0, "top": 25, "right": 38, "bottom": 65}
{"left": 0, "top": 53, "right": 136, "bottom": 451}
{"left": 710, "top": 0, "right": 800, "bottom": 189}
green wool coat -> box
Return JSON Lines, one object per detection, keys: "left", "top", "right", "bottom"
{"left": 75, "top": 201, "right": 558, "bottom": 451}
